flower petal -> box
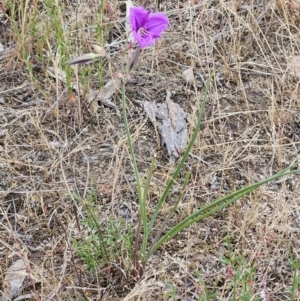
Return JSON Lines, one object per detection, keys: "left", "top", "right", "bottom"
{"left": 132, "top": 30, "right": 155, "bottom": 48}
{"left": 129, "top": 7, "right": 150, "bottom": 31}
{"left": 145, "top": 13, "right": 169, "bottom": 38}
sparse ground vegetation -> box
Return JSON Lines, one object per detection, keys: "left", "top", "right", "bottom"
{"left": 1, "top": 0, "right": 300, "bottom": 300}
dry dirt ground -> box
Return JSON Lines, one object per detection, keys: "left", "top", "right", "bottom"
{"left": 1, "top": 0, "right": 300, "bottom": 300}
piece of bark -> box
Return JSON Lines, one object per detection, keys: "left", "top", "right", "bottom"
{"left": 144, "top": 91, "right": 188, "bottom": 160}
{"left": 0, "top": 259, "right": 26, "bottom": 301}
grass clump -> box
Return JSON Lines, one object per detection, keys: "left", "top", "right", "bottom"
{"left": 73, "top": 187, "right": 134, "bottom": 276}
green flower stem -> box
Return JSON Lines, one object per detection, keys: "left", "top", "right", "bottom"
{"left": 121, "top": 81, "right": 150, "bottom": 261}
{"left": 121, "top": 83, "right": 143, "bottom": 204}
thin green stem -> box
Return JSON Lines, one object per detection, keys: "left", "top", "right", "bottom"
{"left": 121, "top": 83, "right": 142, "bottom": 201}
{"left": 121, "top": 81, "right": 148, "bottom": 262}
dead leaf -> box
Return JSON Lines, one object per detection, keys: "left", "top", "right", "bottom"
{"left": 286, "top": 56, "right": 300, "bottom": 77}
{"left": 97, "top": 78, "right": 122, "bottom": 100}
{"left": 182, "top": 67, "right": 195, "bottom": 85}
{"left": 144, "top": 91, "right": 188, "bottom": 160}
{"left": 85, "top": 78, "right": 121, "bottom": 111}
{"left": 47, "top": 67, "right": 120, "bottom": 111}
{"left": 1, "top": 259, "right": 27, "bottom": 301}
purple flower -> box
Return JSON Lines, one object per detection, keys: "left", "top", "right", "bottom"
{"left": 129, "top": 7, "right": 169, "bottom": 48}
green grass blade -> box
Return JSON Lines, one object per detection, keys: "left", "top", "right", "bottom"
{"left": 146, "top": 165, "right": 299, "bottom": 260}
{"left": 149, "top": 171, "right": 191, "bottom": 252}
{"left": 140, "top": 158, "right": 156, "bottom": 257}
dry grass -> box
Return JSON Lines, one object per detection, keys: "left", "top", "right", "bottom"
{"left": 1, "top": 0, "right": 300, "bottom": 300}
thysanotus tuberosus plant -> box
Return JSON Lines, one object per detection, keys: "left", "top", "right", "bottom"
{"left": 68, "top": 3, "right": 300, "bottom": 278}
